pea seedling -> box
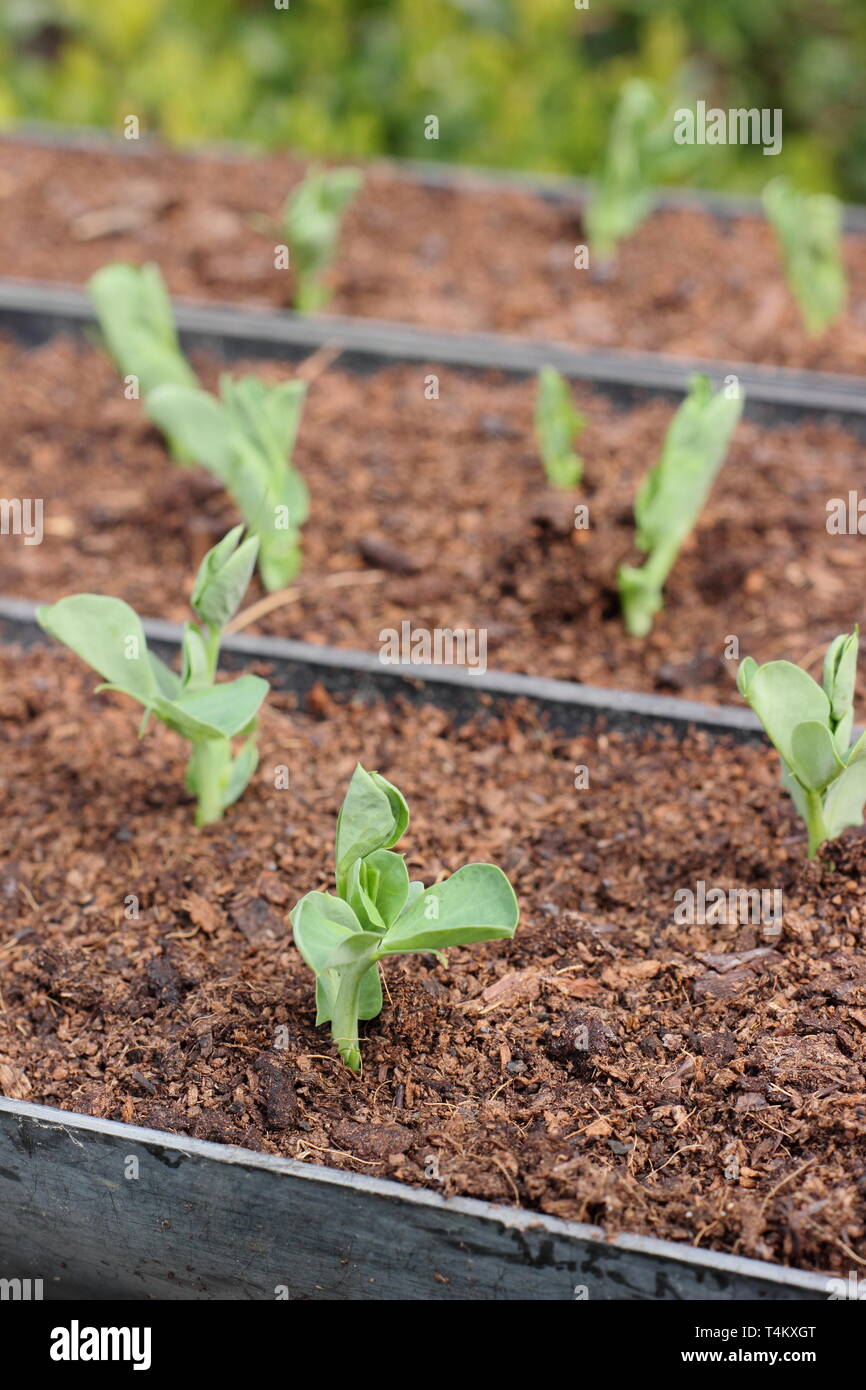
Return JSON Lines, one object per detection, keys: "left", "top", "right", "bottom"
{"left": 738, "top": 630, "right": 866, "bottom": 859}
{"left": 90, "top": 261, "right": 310, "bottom": 590}
{"left": 585, "top": 80, "right": 663, "bottom": 261}
{"left": 37, "top": 527, "right": 269, "bottom": 827}
{"left": 534, "top": 366, "right": 586, "bottom": 489}
{"left": 147, "top": 374, "right": 309, "bottom": 590}
{"left": 617, "top": 374, "right": 743, "bottom": 637}
{"left": 290, "top": 764, "right": 520, "bottom": 1071}
{"left": 763, "top": 177, "right": 847, "bottom": 337}
{"left": 282, "top": 167, "right": 363, "bottom": 313}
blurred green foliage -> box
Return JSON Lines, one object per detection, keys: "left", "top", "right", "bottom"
{"left": 1, "top": 0, "right": 864, "bottom": 198}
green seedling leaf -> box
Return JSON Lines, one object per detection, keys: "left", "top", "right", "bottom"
{"left": 381, "top": 864, "right": 520, "bottom": 954}
{"left": 158, "top": 674, "right": 268, "bottom": 741}
{"left": 282, "top": 167, "right": 363, "bottom": 312}
{"left": 823, "top": 759, "right": 866, "bottom": 842}
{"left": 190, "top": 524, "right": 260, "bottom": 630}
{"left": 738, "top": 631, "right": 865, "bottom": 858}
{"left": 617, "top": 374, "right": 743, "bottom": 636}
{"left": 742, "top": 660, "right": 830, "bottom": 770}
{"left": 335, "top": 764, "right": 409, "bottom": 896}
{"left": 37, "top": 530, "right": 270, "bottom": 827}
{"left": 789, "top": 720, "right": 844, "bottom": 791}
{"left": 36, "top": 595, "right": 157, "bottom": 704}
{"left": 534, "top": 366, "right": 586, "bottom": 489}
{"left": 88, "top": 264, "right": 198, "bottom": 452}
{"left": 291, "top": 766, "right": 519, "bottom": 1071}
{"left": 763, "top": 178, "right": 847, "bottom": 337}
{"left": 146, "top": 385, "right": 234, "bottom": 483}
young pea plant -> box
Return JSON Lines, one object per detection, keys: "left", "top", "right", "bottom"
{"left": 534, "top": 366, "right": 586, "bottom": 489}
{"left": 90, "top": 261, "right": 310, "bottom": 590}
{"left": 281, "top": 167, "right": 363, "bottom": 313}
{"left": 37, "top": 527, "right": 269, "bottom": 827}
{"left": 290, "top": 764, "right": 520, "bottom": 1072}
{"left": 617, "top": 374, "right": 743, "bottom": 637}
{"left": 763, "top": 177, "right": 847, "bottom": 337}
{"left": 738, "top": 629, "right": 866, "bottom": 859}
{"left": 146, "top": 374, "right": 309, "bottom": 590}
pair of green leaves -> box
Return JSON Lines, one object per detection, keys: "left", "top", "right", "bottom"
{"left": 290, "top": 765, "right": 519, "bottom": 1071}
{"left": 37, "top": 527, "right": 269, "bottom": 827}
{"left": 738, "top": 630, "right": 866, "bottom": 858}
{"left": 534, "top": 366, "right": 586, "bottom": 489}
{"left": 763, "top": 178, "right": 847, "bottom": 338}
{"left": 617, "top": 374, "right": 744, "bottom": 637}
{"left": 89, "top": 262, "right": 310, "bottom": 590}
{"left": 282, "top": 167, "right": 363, "bottom": 313}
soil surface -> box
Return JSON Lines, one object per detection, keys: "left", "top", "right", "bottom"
{"left": 1, "top": 643, "right": 865, "bottom": 1277}
{"left": 1, "top": 335, "right": 864, "bottom": 706}
{"left": 1, "top": 138, "right": 865, "bottom": 374}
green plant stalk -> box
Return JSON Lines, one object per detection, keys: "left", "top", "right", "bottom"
{"left": 803, "top": 789, "right": 829, "bottom": 860}
{"left": 330, "top": 958, "right": 376, "bottom": 1072}
{"left": 186, "top": 736, "right": 230, "bottom": 828}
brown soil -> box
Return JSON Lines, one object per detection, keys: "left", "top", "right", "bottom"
{"left": 1, "top": 643, "right": 865, "bottom": 1277}
{"left": 0, "top": 138, "right": 865, "bottom": 374}
{"left": 1, "top": 335, "right": 864, "bottom": 706}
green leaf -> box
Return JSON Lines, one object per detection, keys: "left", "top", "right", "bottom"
{"left": 335, "top": 764, "right": 409, "bottom": 894}
{"left": 823, "top": 759, "right": 866, "bottom": 842}
{"left": 146, "top": 385, "right": 234, "bottom": 483}
{"left": 763, "top": 178, "right": 847, "bottom": 337}
{"left": 36, "top": 595, "right": 157, "bottom": 705}
{"left": 382, "top": 863, "right": 519, "bottom": 954}
{"left": 737, "top": 655, "right": 758, "bottom": 697}
{"left": 148, "top": 650, "right": 182, "bottom": 701}
{"left": 789, "top": 720, "right": 844, "bottom": 791}
{"left": 225, "top": 734, "right": 260, "bottom": 809}
{"left": 739, "top": 660, "right": 830, "bottom": 770}
{"left": 361, "top": 849, "right": 411, "bottom": 929}
{"left": 822, "top": 628, "right": 858, "bottom": 724}
{"left": 157, "top": 674, "right": 268, "bottom": 741}
{"left": 190, "top": 527, "right": 259, "bottom": 630}
{"left": 88, "top": 263, "right": 198, "bottom": 397}
{"left": 534, "top": 366, "right": 585, "bottom": 489}
{"left": 323, "top": 931, "right": 385, "bottom": 969}
{"left": 181, "top": 622, "right": 211, "bottom": 692}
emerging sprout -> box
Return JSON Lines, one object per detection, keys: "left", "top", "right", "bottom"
{"left": 282, "top": 167, "right": 363, "bottom": 313}
{"left": 617, "top": 374, "right": 743, "bottom": 637}
{"left": 763, "top": 177, "right": 847, "bottom": 337}
{"left": 738, "top": 630, "right": 866, "bottom": 859}
{"left": 147, "top": 374, "right": 309, "bottom": 590}
{"left": 534, "top": 366, "right": 586, "bottom": 489}
{"left": 585, "top": 80, "right": 661, "bottom": 261}
{"left": 290, "top": 764, "right": 520, "bottom": 1071}
{"left": 37, "top": 527, "right": 268, "bottom": 827}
